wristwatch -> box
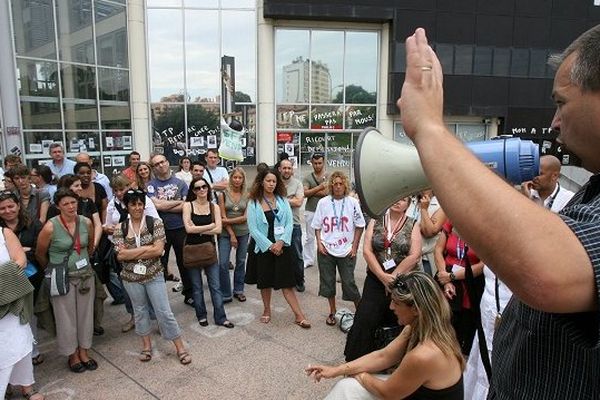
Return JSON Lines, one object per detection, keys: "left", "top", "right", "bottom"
{"left": 449, "top": 272, "right": 456, "bottom": 282}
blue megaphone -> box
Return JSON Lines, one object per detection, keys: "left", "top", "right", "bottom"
{"left": 354, "top": 127, "right": 539, "bottom": 217}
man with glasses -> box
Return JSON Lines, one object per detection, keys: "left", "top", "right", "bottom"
{"left": 147, "top": 154, "right": 192, "bottom": 305}
{"left": 303, "top": 153, "right": 328, "bottom": 269}
{"left": 48, "top": 143, "right": 76, "bottom": 178}
{"left": 279, "top": 159, "right": 306, "bottom": 292}
{"left": 203, "top": 149, "right": 228, "bottom": 195}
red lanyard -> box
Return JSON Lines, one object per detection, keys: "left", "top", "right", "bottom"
{"left": 59, "top": 215, "right": 81, "bottom": 255}
{"left": 383, "top": 212, "right": 406, "bottom": 249}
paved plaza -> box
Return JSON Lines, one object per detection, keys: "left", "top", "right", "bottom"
{"left": 28, "top": 251, "right": 369, "bottom": 400}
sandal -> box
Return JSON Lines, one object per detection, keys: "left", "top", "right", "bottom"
{"left": 221, "top": 321, "right": 235, "bottom": 329}
{"left": 326, "top": 313, "right": 336, "bottom": 326}
{"left": 295, "top": 319, "right": 312, "bottom": 329}
{"left": 177, "top": 351, "right": 192, "bottom": 365}
{"left": 82, "top": 358, "right": 98, "bottom": 371}
{"left": 139, "top": 349, "right": 152, "bottom": 362}
{"left": 260, "top": 315, "right": 271, "bottom": 324}
{"left": 233, "top": 293, "right": 247, "bottom": 302}
{"left": 23, "top": 389, "right": 44, "bottom": 400}
{"left": 198, "top": 319, "right": 209, "bottom": 327}
{"left": 32, "top": 354, "right": 44, "bottom": 366}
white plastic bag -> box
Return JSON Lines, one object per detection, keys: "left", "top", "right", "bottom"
{"left": 218, "top": 118, "right": 244, "bottom": 161}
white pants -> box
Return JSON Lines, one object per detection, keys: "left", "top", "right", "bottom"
{"left": 0, "top": 352, "right": 34, "bottom": 397}
{"left": 304, "top": 211, "right": 316, "bottom": 267}
{"left": 325, "top": 375, "right": 389, "bottom": 400}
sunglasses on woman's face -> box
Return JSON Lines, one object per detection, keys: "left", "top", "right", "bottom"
{"left": 193, "top": 184, "right": 208, "bottom": 192}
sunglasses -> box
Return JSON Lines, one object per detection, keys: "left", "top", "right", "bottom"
{"left": 193, "top": 185, "right": 208, "bottom": 192}
{"left": 0, "top": 190, "right": 18, "bottom": 202}
{"left": 126, "top": 189, "right": 145, "bottom": 196}
{"left": 392, "top": 277, "right": 410, "bottom": 294}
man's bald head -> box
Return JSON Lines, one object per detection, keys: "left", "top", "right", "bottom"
{"left": 76, "top": 153, "right": 92, "bottom": 166}
{"left": 532, "top": 155, "right": 561, "bottom": 193}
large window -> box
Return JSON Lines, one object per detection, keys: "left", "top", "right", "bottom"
{"left": 147, "top": 1, "right": 257, "bottom": 167}
{"left": 275, "top": 28, "right": 378, "bottom": 177}
{"left": 11, "top": 0, "right": 131, "bottom": 175}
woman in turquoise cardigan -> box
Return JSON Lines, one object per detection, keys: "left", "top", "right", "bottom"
{"left": 245, "top": 168, "right": 311, "bottom": 328}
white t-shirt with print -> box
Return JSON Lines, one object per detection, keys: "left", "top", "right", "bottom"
{"left": 311, "top": 195, "right": 366, "bottom": 257}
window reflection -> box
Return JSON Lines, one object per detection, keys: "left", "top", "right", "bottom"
{"left": 61, "top": 64, "right": 97, "bottom": 100}
{"left": 310, "top": 105, "right": 344, "bottom": 130}
{"left": 95, "top": 1, "right": 128, "bottom": 67}
{"left": 276, "top": 30, "right": 310, "bottom": 104}
{"left": 63, "top": 100, "right": 98, "bottom": 130}
{"left": 148, "top": 9, "right": 184, "bottom": 102}
{"left": 101, "top": 104, "right": 131, "bottom": 129}
{"left": 345, "top": 105, "right": 376, "bottom": 130}
{"left": 23, "top": 132, "right": 64, "bottom": 155}
{"left": 455, "top": 45, "right": 473, "bottom": 75}
{"left": 276, "top": 105, "right": 309, "bottom": 129}
{"left": 21, "top": 101, "right": 62, "bottom": 130}
{"left": 183, "top": 0, "right": 218, "bottom": 7}
{"left": 185, "top": 10, "right": 219, "bottom": 103}
{"left": 222, "top": 10, "right": 256, "bottom": 103}
{"left": 345, "top": 31, "right": 378, "bottom": 104}
{"left": 311, "top": 31, "right": 343, "bottom": 103}
{"left": 12, "top": 0, "right": 56, "bottom": 59}
{"left": 56, "top": 0, "right": 95, "bottom": 64}
{"left": 65, "top": 131, "right": 100, "bottom": 154}
{"left": 98, "top": 68, "right": 129, "bottom": 101}
{"left": 17, "top": 59, "right": 59, "bottom": 98}
{"left": 222, "top": 0, "right": 255, "bottom": 8}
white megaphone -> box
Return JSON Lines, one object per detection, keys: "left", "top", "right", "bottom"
{"left": 354, "top": 127, "right": 539, "bottom": 217}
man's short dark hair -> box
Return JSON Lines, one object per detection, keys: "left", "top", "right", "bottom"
{"left": 49, "top": 143, "right": 63, "bottom": 152}
{"left": 130, "top": 151, "right": 141, "bottom": 157}
{"left": 311, "top": 152, "right": 324, "bottom": 160}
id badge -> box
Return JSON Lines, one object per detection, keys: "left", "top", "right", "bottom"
{"left": 133, "top": 263, "right": 147, "bottom": 275}
{"left": 451, "top": 264, "right": 465, "bottom": 274}
{"left": 383, "top": 259, "right": 396, "bottom": 271}
{"left": 75, "top": 258, "right": 88, "bottom": 270}
{"left": 274, "top": 226, "right": 285, "bottom": 235}
{"left": 494, "top": 314, "right": 502, "bottom": 331}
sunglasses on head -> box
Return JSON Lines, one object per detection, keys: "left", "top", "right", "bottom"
{"left": 126, "top": 189, "right": 145, "bottom": 196}
{"left": 0, "top": 190, "right": 18, "bottom": 202}
{"left": 193, "top": 184, "right": 209, "bottom": 191}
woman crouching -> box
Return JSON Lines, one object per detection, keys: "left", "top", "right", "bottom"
{"left": 306, "top": 271, "right": 464, "bottom": 399}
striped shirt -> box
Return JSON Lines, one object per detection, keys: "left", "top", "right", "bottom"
{"left": 489, "top": 174, "right": 600, "bottom": 399}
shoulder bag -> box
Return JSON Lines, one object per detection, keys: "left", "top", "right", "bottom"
{"left": 45, "top": 218, "right": 80, "bottom": 297}
{"left": 183, "top": 204, "right": 218, "bottom": 269}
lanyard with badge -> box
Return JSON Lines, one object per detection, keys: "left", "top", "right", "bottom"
{"left": 382, "top": 211, "right": 407, "bottom": 271}
{"left": 264, "top": 196, "right": 285, "bottom": 235}
{"left": 129, "top": 217, "right": 147, "bottom": 275}
{"left": 331, "top": 197, "right": 346, "bottom": 231}
{"left": 545, "top": 183, "right": 561, "bottom": 210}
{"left": 59, "top": 215, "right": 87, "bottom": 270}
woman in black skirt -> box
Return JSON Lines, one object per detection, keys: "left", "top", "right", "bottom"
{"left": 245, "top": 168, "right": 311, "bottom": 328}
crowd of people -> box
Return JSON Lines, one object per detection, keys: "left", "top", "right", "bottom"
{"left": 3, "top": 23, "right": 600, "bottom": 400}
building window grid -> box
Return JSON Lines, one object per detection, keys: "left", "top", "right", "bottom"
{"left": 10, "top": 0, "right": 131, "bottom": 173}
{"left": 146, "top": 2, "right": 257, "bottom": 165}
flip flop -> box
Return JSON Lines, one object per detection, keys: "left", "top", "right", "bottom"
{"left": 139, "top": 349, "right": 152, "bottom": 362}
{"left": 295, "top": 319, "right": 312, "bottom": 329}
{"left": 32, "top": 354, "right": 44, "bottom": 366}
{"left": 260, "top": 315, "right": 271, "bottom": 324}
{"left": 326, "top": 313, "right": 336, "bottom": 326}
{"left": 234, "top": 293, "right": 247, "bottom": 302}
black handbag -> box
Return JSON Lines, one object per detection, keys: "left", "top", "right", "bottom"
{"left": 374, "top": 325, "right": 403, "bottom": 349}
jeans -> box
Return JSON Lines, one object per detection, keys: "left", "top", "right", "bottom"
{"left": 188, "top": 263, "right": 228, "bottom": 324}
{"left": 106, "top": 270, "right": 126, "bottom": 304}
{"left": 122, "top": 274, "right": 181, "bottom": 341}
{"left": 218, "top": 234, "right": 249, "bottom": 299}
{"left": 291, "top": 224, "right": 304, "bottom": 286}
{"left": 162, "top": 227, "right": 191, "bottom": 299}
{"left": 303, "top": 211, "right": 316, "bottom": 267}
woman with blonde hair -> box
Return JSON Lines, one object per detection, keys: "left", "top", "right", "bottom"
{"left": 311, "top": 170, "right": 365, "bottom": 326}
{"left": 217, "top": 167, "right": 249, "bottom": 302}
{"left": 134, "top": 162, "right": 153, "bottom": 191}
{"left": 306, "top": 271, "right": 464, "bottom": 399}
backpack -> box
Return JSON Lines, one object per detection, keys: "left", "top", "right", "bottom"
{"left": 120, "top": 215, "right": 155, "bottom": 238}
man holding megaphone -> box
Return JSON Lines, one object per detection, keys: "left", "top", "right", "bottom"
{"left": 391, "top": 27, "right": 600, "bottom": 399}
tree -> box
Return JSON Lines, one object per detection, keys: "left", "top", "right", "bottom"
{"left": 333, "top": 84, "right": 376, "bottom": 104}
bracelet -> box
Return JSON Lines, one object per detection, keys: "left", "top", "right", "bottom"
{"left": 450, "top": 272, "right": 456, "bottom": 281}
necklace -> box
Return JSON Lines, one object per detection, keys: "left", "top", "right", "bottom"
{"left": 228, "top": 190, "right": 243, "bottom": 212}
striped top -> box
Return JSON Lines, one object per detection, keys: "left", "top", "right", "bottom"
{"left": 489, "top": 174, "right": 600, "bottom": 399}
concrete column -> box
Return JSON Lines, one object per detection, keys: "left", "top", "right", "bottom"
{"left": 377, "top": 22, "right": 394, "bottom": 139}
{"left": 0, "top": 0, "right": 23, "bottom": 156}
{"left": 128, "top": 0, "right": 152, "bottom": 159}
{"left": 256, "top": 0, "right": 275, "bottom": 165}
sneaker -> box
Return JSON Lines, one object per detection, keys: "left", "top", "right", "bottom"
{"left": 93, "top": 326, "right": 105, "bottom": 336}
{"left": 296, "top": 283, "right": 305, "bottom": 292}
{"left": 121, "top": 317, "right": 135, "bottom": 333}
{"left": 172, "top": 282, "right": 183, "bottom": 292}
